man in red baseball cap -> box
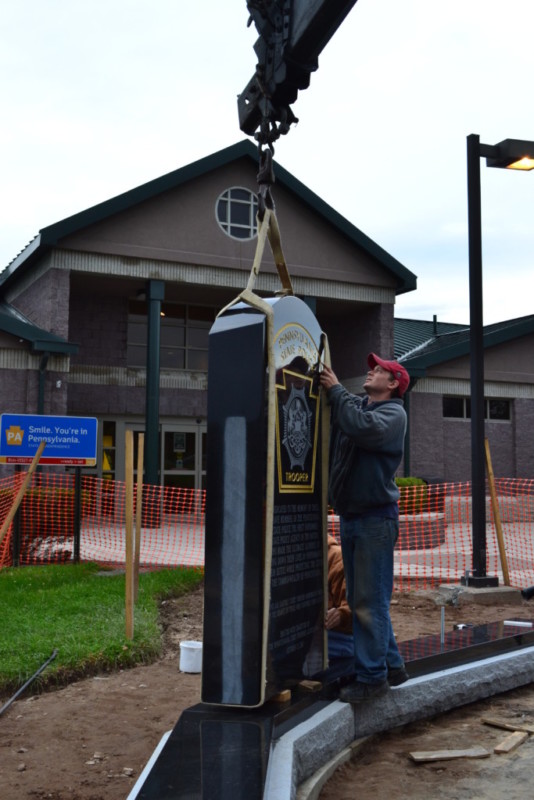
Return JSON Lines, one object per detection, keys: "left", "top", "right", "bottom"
{"left": 366, "top": 353, "right": 410, "bottom": 398}
{"left": 319, "top": 353, "right": 410, "bottom": 702}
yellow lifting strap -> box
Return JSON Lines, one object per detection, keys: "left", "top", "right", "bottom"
{"left": 217, "top": 205, "right": 293, "bottom": 319}
{"left": 245, "top": 207, "right": 293, "bottom": 296}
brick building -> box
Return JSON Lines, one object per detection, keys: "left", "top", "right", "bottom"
{"left": 1, "top": 141, "right": 532, "bottom": 485}
{"left": 396, "top": 316, "right": 534, "bottom": 481}
{"left": 0, "top": 141, "right": 414, "bottom": 486}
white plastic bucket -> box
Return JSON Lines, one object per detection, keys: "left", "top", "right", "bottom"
{"left": 179, "top": 640, "right": 203, "bottom": 673}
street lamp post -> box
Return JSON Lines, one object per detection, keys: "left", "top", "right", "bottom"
{"left": 464, "top": 135, "right": 534, "bottom": 588}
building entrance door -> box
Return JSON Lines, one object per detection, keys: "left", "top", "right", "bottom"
{"left": 95, "top": 418, "right": 206, "bottom": 517}
{"left": 161, "top": 422, "right": 206, "bottom": 491}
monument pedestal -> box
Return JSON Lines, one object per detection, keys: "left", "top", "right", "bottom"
{"left": 202, "top": 295, "right": 328, "bottom": 707}
{"left": 131, "top": 618, "right": 534, "bottom": 799}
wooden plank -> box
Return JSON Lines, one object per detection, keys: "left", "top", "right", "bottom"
{"left": 125, "top": 430, "right": 134, "bottom": 640}
{"left": 298, "top": 679, "right": 323, "bottom": 693}
{"left": 494, "top": 731, "right": 529, "bottom": 754}
{"left": 269, "top": 689, "right": 291, "bottom": 703}
{"left": 485, "top": 437, "right": 510, "bottom": 585}
{"left": 0, "top": 441, "right": 46, "bottom": 547}
{"left": 409, "top": 746, "right": 490, "bottom": 763}
{"left": 481, "top": 717, "right": 534, "bottom": 735}
{"left": 133, "top": 433, "right": 144, "bottom": 603}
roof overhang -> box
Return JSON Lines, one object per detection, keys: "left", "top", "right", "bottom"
{"left": 0, "top": 301, "right": 78, "bottom": 355}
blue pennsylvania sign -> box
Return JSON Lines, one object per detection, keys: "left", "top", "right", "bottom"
{"left": 0, "top": 414, "right": 98, "bottom": 466}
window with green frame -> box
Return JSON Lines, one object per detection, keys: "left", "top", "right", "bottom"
{"left": 442, "top": 396, "right": 511, "bottom": 421}
{"left": 216, "top": 186, "right": 258, "bottom": 240}
{"left": 127, "top": 301, "right": 216, "bottom": 370}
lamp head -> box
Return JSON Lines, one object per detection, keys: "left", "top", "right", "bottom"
{"left": 486, "top": 138, "right": 534, "bottom": 171}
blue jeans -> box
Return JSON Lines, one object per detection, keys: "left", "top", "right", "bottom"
{"left": 340, "top": 515, "right": 403, "bottom": 684}
{"left": 328, "top": 630, "right": 355, "bottom": 659}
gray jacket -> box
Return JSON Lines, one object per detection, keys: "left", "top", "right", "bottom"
{"left": 327, "top": 384, "right": 407, "bottom": 516}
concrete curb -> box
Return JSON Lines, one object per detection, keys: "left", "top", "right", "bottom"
{"left": 264, "top": 645, "right": 534, "bottom": 800}
{"left": 296, "top": 737, "right": 371, "bottom": 800}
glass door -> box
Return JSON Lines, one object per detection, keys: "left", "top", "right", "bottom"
{"left": 95, "top": 420, "right": 146, "bottom": 518}
{"left": 161, "top": 422, "right": 206, "bottom": 491}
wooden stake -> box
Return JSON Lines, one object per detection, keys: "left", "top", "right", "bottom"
{"left": 125, "top": 430, "right": 134, "bottom": 640}
{"left": 133, "top": 433, "right": 144, "bottom": 602}
{"left": 484, "top": 437, "right": 510, "bottom": 585}
{"left": 0, "top": 441, "right": 46, "bottom": 548}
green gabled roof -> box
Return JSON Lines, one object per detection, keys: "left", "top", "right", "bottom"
{"left": 0, "top": 301, "right": 78, "bottom": 354}
{"left": 0, "top": 140, "right": 416, "bottom": 295}
{"left": 394, "top": 317, "right": 467, "bottom": 360}
{"left": 396, "top": 314, "right": 534, "bottom": 377}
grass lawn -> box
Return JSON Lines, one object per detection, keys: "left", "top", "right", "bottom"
{"left": 0, "top": 562, "right": 203, "bottom": 696}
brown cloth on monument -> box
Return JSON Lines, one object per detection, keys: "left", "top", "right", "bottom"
{"left": 327, "top": 535, "right": 352, "bottom": 635}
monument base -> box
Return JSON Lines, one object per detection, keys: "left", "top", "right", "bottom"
{"left": 129, "top": 618, "right": 534, "bottom": 799}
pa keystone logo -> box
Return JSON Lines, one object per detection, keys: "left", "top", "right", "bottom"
{"left": 281, "top": 385, "right": 312, "bottom": 470}
{"left": 6, "top": 425, "right": 24, "bottom": 446}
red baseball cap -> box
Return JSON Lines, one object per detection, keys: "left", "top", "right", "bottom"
{"left": 367, "top": 353, "right": 410, "bottom": 397}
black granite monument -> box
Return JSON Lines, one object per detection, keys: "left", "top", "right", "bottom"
{"left": 131, "top": 293, "right": 534, "bottom": 800}
{"left": 202, "top": 294, "right": 328, "bottom": 707}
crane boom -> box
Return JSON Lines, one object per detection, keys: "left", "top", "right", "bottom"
{"left": 238, "top": 0, "right": 358, "bottom": 147}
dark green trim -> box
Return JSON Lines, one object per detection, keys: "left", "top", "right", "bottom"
{"left": 0, "top": 301, "right": 78, "bottom": 355}
{"left": 145, "top": 279, "right": 164, "bottom": 486}
{"left": 400, "top": 315, "right": 534, "bottom": 374}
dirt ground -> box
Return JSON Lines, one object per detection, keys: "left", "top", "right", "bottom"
{"left": 319, "top": 593, "right": 534, "bottom": 800}
{"left": 1, "top": 584, "right": 534, "bottom": 800}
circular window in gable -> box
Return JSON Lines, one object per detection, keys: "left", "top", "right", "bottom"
{"left": 216, "top": 187, "right": 258, "bottom": 240}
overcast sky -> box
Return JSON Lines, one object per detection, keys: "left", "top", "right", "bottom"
{"left": 2, "top": 0, "right": 533, "bottom": 325}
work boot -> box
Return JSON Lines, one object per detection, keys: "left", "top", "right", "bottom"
{"left": 339, "top": 680, "right": 389, "bottom": 703}
{"left": 387, "top": 665, "right": 410, "bottom": 686}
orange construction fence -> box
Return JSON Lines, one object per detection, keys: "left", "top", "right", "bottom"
{"left": 1, "top": 473, "right": 534, "bottom": 592}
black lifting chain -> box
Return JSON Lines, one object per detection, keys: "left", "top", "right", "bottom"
{"left": 246, "top": 0, "right": 297, "bottom": 153}
{"left": 256, "top": 144, "right": 275, "bottom": 222}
